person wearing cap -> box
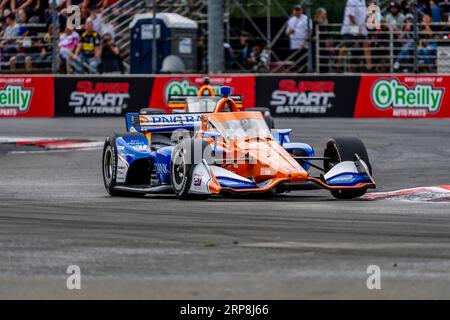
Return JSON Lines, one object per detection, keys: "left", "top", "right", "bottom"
{"left": 74, "top": 18, "right": 101, "bottom": 73}
{"left": 385, "top": 2, "right": 406, "bottom": 31}
{"left": 285, "top": 4, "right": 312, "bottom": 71}
{"left": 99, "top": 32, "right": 121, "bottom": 74}
{"left": 338, "top": 0, "right": 372, "bottom": 72}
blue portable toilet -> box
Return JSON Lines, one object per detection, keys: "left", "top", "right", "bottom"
{"left": 130, "top": 13, "right": 198, "bottom": 74}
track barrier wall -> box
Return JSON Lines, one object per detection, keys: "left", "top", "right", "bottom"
{"left": 1, "top": 74, "right": 449, "bottom": 118}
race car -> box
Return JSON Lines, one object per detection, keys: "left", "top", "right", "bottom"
{"left": 141, "top": 78, "right": 275, "bottom": 129}
{"left": 102, "top": 86, "right": 375, "bottom": 200}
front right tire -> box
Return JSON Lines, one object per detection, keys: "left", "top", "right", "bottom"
{"left": 323, "top": 136, "right": 372, "bottom": 200}
{"left": 170, "top": 139, "right": 212, "bottom": 200}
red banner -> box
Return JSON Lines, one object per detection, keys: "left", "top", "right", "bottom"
{"left": 0, "top": 76, "right": 54, "bottom": 118}
{"left": 148, "top": 75, "right": 256, "bottom": 112}
{"left": 355, "top": 75, "right": 450, "bottom": 118}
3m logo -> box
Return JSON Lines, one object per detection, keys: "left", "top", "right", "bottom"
{"left": 0, "top": 85, "right": 33, "bottom": 112}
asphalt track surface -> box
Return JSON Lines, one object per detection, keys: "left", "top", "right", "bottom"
{"left": 0, "top": 118, "right": 449, "bottom": 299}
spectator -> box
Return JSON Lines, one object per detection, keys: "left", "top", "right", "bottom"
{"left": 239, "top": 31, "right": 253, "bottom": 70}
{"left": 26, "top": 29, "right": 51, "bottom": 71}
{"left": 312, "top": 7, "right": 333, "bottom": 73}
{"left": 338, "top": 0, "right": 372, "bottom": 72}
{"left": 224, "top": 42, "right": 236, "bottom": 70}
{"left": 89, "top": 8, "right": 103, "bottom": 34}
{"left": 430, "top": 0, "right": 442, "bottom": 23}
{"left": 385, "top": 2, "right": 406, "bottom": 31}
{"left": 84, "top": 0, "right": 102, "bottom": 11}
{"left": 1, "top": 11, "right": 19, "bottom": 63}
{"left": 248, "top": 38, "right": 270, "bottom": 73}
{"left": 8, "top": 24, "right": 28, "bottom": 71}
{"left": 285, "top": 4, "right": 312, "bottom": 72}
{"left": 58, "top": 24, "right": 80, "bottom": 73}
{"left": 99, "top": 32, "right": 121, "bottom": 73}
{"left": 74, "top": 18, "right": 100, "bottom": 73}
{"left": 16, "top": 7, "right": 26, "bottom": 22}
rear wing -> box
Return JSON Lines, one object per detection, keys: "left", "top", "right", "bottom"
{"left": 168, "top": 95, "right": 243, "bottom": 109}
{"left": 126, "top": 112, "right": 203, "bottom": 133}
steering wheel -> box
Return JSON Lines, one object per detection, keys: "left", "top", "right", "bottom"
{"left": 214, "top": 97, "right": 239, "bottom": 113}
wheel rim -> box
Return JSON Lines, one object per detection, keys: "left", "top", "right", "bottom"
{"left": 172, "top": 148, "right": 186, "bottom": 188}
{"left": 104, "top": 148, "right": 113, "bottom": 181}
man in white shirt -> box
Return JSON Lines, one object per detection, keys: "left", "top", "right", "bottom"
{"left": 338, "top": 0, "right": 372, "bottom": 71}
{"left": 285, "top": 4, "right": 312, "bottom": 72}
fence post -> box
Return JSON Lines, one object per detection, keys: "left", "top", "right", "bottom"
{"left": 151, "top": 0, "right": 157, "bottom": 74}
{"left": 315, "top": 23, "right": 320, "bottom": 73}
{"left": 306, "top": 0, "right": 313, "bottom": 73}
{"left": 208, "top": 0, "right": 225, "bottom": 73}
{"left": 389, "top": 27, "right": 394, "bottom": 73}
{"left": 51, "top": 0, "right": 58, "bottom": 74}
{"left": 413, "top": 0, "right": 419, "bottom": 73}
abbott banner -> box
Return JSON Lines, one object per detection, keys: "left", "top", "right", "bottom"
{"left": 355, "top": 75, "right": 450, "bottom": 118}
{"left": 255, "top": 76, "right": 359, "bottom": 117}
{"left": 0, "top": 76, "right": 54, "bottom": 118}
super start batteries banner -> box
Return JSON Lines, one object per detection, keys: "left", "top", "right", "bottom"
{"left": 54, "top": 76, "right": 154, "bottom": 116}
{"left": 255, "top": 76, "right": 359, "bottom": 117}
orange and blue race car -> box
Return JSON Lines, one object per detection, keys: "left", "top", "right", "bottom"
{"left": 102, "top": 86, "right": 375, "bottom": 200}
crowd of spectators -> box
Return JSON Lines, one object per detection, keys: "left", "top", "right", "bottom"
{"left": 233, "top": 0, "right": 450, "bottom": 73}
{"left": 3, "top": 0, "right": 450, "bottom": 74}
{"left": 0, "top": 0, "right": 122, "bottom": 73}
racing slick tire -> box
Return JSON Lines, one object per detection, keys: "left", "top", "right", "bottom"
{"left": 170, "top": 139, "right": 214, "bottom": 200}
{"left": 323, "top": 137, "right": 372, "bottom": 200}
{"left": 252, "top": 107, "right": 275, "bottom": 129}
{"left": 102, "top": 134, "right": 146, "bottom": 197}
{"left": 140, "top": 108, "right": 163, "bottom": 115}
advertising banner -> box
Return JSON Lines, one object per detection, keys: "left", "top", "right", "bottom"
{"left": 149, "top": 75, "right": 256, "bottom": 112}
{"left": 0, "top": 76, "right": 54, "bottom": 118}
{"left": 55, "top": 76, "right": 154, "bottom": 116}
{"left": 355, "top": 75, "right": 450, "bottom": 118}
{"left": 255, "top": 76, "right": 360, "bottom": 117}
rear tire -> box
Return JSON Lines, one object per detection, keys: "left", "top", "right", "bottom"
{"left": 102, "top": 134, "right": 144, "bottom": 197}
{"left": 323, "top": 137, "right": 372, "bottom": 199}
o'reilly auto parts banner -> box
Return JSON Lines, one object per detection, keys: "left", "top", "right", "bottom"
{"left": 149, "top": 75, "right": 256, "bottom": 112}
{"left": 0, "top": 76, "right": 54, "bottom": 118}
{"left": 355, "top": 75, "right": 450, "bottom": 118}
{"left": 256, "top": 76, "right": 360, "bottom": 117}
{"left": 55, "top": 77, "right": 153, "bottom": 116}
